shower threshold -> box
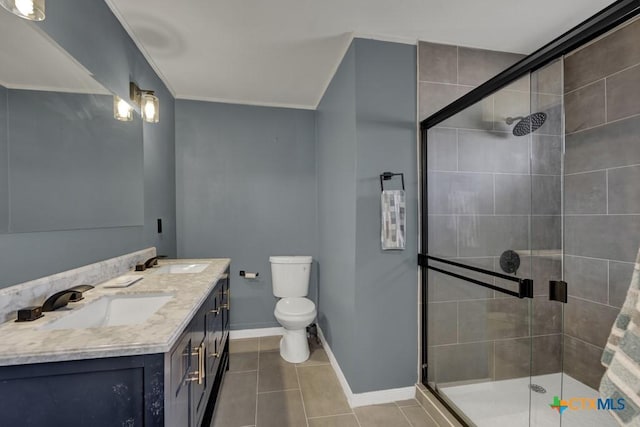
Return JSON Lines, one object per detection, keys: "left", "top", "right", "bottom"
{"left": 440, "top": 373, "right": 617, "bottom": 427}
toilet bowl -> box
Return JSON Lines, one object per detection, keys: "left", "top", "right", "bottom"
{"left": 274, "top": 297, "right": 317, "bottom": 363}
{"left": 270, "top": 255, "right": 315, "bottom": 363}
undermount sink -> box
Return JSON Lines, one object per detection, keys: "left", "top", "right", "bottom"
{"left": 41, "top": 293, "right": 173, "bottom": 330}
{"left": 155, "top": 263, "right": 209, "bottom": 274}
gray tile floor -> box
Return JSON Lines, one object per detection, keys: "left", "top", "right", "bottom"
{"left": 212, "top": 335, "right": 438, "bottom": 427}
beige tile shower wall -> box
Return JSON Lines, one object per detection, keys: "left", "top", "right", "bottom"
{"left": 562, "top": 16, "right": 640, "bottom": 390}
{"left": 419, "top": 41, "right": 565, "bottom": 386}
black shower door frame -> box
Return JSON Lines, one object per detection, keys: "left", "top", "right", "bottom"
{"left": 418, "top": 0, "right": 640, "bottom": 421}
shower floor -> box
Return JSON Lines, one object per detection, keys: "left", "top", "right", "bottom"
{"left": 440, "top": 373, "right": 617, "bottom": 427}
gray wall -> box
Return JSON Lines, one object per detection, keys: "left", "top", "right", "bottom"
{"left": 0, "top": 85, "right": 7, "bottom": 234}
{"left": 0, "top": 0, "right": 176, "bottom": 287}
{"left": 316, "top": 43, "right": 358, "bottom": 385}
{"left": 562, "top": 17, "right": 640, "bottom": 389}
{"left": 317, "top": 38, "right": 418, "bottom": 393}
{"left": 175, "top": 101, "right": 317, "bottom": 330}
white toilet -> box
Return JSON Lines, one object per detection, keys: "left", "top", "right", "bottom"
{"left": 270, "top": 256, "right": 316, "bottom": 363}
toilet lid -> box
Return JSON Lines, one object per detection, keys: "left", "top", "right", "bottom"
{"left": 276, "top": 297, "right": 315, "bottom": 315}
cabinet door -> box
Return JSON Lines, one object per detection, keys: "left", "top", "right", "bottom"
{"left": 168, "top": 333, "right": 191, "bottom": 427}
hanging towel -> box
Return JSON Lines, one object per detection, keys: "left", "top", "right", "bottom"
{"left": 600, "top": 247, "right": 640, "bottom": 426}
{"left": 381, "top": 190, "right": 405, "bottom": 250}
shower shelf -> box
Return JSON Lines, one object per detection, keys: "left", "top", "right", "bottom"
{"left": 420, "top": 254, "right": 534, "bottom": 299}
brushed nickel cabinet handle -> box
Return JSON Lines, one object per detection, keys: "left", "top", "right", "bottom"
{"left": 198, "top": 343, "right": 205, "bottom": 384}
{"left": 185, "top": 343, "right": 205, "bottom": 384}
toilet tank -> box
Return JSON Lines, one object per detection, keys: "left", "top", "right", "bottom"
{"left": 269, "top": 256, "right": 312, "bottom": 297}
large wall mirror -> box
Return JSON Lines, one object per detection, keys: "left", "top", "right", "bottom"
{"left": 0, "top": 12, "right": 143, "bottom": 234}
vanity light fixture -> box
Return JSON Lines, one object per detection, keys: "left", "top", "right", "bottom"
{"left": 113, "top": 96, "right": 133, "bottom": 122}
{"left": 130, "top": 82, "right": 159, "bottom": 123}
{"left": 0, "top": 0, "right": 45, "bottom": 21}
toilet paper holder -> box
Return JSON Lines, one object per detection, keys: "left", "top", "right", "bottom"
{"left": 239, "top": 270, "right": 259, "bottom": 279}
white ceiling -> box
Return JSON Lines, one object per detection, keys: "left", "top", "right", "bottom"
{"left": 0, "top": 10, "right": 108, "bottom": 94}
{"left": 106, "top": 0, "right": 615, "bottom": 109}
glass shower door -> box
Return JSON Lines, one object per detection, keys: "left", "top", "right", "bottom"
{"left": 424, "top": 71, "right": 540, "bottom": 426}
{"left": 528, "top": 58, "right": 565, "bottom": 427}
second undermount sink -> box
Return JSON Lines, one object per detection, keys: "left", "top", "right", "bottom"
{"left": 154, "top": 263, "right": 209, "bottom": 274}
{"left": 41, "top": 293, "right": 173, "bottom": 330}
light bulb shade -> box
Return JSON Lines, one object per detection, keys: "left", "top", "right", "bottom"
{"left": 113, "top": 96, "right": 133, "bottom": 122}
{"left": 0, "top": 0, "right": 45, "bottom": 21}
{"left": 141, "top": 93, "right": 159, "bottom": 123}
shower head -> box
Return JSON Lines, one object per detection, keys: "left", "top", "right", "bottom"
{"left": 505, "top": 112, "right": 547, "bottom": 136}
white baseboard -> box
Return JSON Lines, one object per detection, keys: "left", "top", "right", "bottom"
{"left": 229, "top": 327, "right": 284, "bottom": 339}
{"left": 317, "top": 327, "right": 415, "bottom": 408}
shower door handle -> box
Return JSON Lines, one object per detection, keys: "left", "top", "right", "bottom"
{"left": 422, "top": 255, "right": 534, "bottom": 299}
{"left": 549, "top": 281, "right": 568, "bottom": 303}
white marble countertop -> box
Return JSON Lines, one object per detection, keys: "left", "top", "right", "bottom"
{"left": 0, "top": 258, "right": 230, "bottom": 366}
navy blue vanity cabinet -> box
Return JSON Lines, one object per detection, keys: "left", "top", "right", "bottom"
{"left": 0, "top": 267, "right": 230, "bottom": 427}
{"left": 168, "top": 268, "right": 231, "bottom": 427}
{"left": 0, "top": 353, "right": 164, "bottom": 426}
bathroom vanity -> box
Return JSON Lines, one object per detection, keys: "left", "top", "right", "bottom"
{"left": 0, "top": 258, "right": 230, "bottom": 427}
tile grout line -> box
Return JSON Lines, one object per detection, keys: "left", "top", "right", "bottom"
{"left": 565, "top": 61, "right": 640, "bottom": 96}
{"left": 455, "top": 128, "right": 459, "bottom": 172}
{"left": 419, "top": 79, "right": 475, "bottom": 88}
{"left": 564, "top": 76, "right": 606, "bottom": 96}
{"left": 257, "top": 388, "right": 301, "bottom": 395}
{"left": 606, "top": 169, "right": 609, "bottom": 215}
{"left": 564, "top": 162, "right": 640, "bottom": 175}
{"left": 607, "top": 260, "right": 611, "bottom": 306}
{"left": 353, "top": 410, "right": 364, "bottom": 427}
{"left": 563, "top": 253, "right": 634, "bottom": 264}
{"left": 567, "top": 293, "right": 621, "bottom": 310}
{"left": 433, "top": 123, "right": 560, "bottom": 137}
{"left": 293, "top": 364, "right": 310, "bottom": 427}
{"left": 306, "top": 412, "right": 357, "bottom": 420}
{"left": 455, "top": 45, "right": 459, "bottom": 85}
{"left": 397, "top": 404, "right": 415, "bottom": 426}
{"left": 604, "top": 77, "right": 608, "bottom": 123}
{"left": 431, "top": 332, "right": 564, "bottom": 348}
{"left": 565, "top": 111, "right": 640, "bottom": 136}
{"left": 566, "top": 334, "right": 606, "bottom": 351}
{"left": 492, "top": 173, "right": 496, "bottom": 215}
{"left": 492, "top": 340, "right": 496, "bottom": 382}
{"left": 456, "top": 302, "right": 459, "bottom": 344}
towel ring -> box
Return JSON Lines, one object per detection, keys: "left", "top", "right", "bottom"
{"left": 379, "top": 172, "right": 405, "bottom": 192}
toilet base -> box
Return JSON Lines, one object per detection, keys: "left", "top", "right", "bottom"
{"left": 279, "top": 329, "right": 310, "bottom": 363}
